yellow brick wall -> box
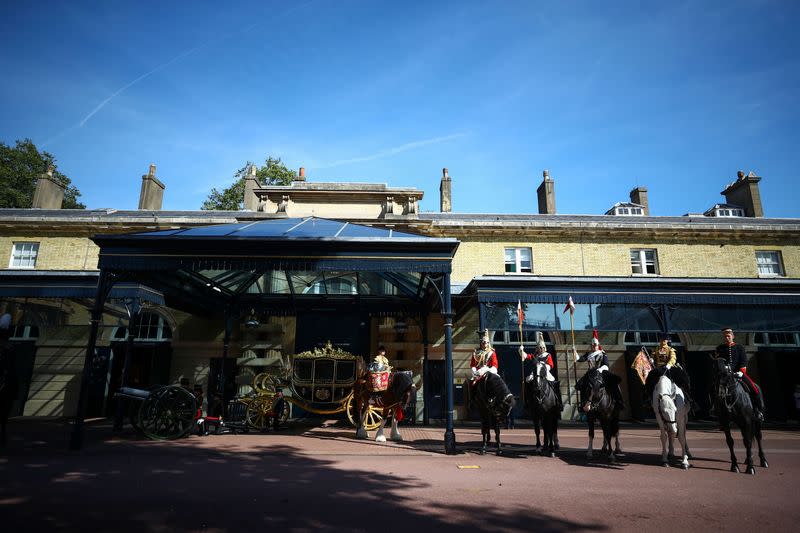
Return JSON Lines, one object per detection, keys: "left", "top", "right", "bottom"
{"left": 451, "top": 237, "right": 800, "bottom": 284}
{"left": 1, "top": 236, "right": 99, "bottom": 270}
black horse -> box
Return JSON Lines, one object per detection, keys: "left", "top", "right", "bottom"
{"left": 712, "top": 357, "right": 768, "bottom": 475}
{"left": 472, "top": 372, "right": 515, "bottom": 455}
{"left": 524, "top": 362, "right": 561, "bottom": 457}
{"left": 579, "top": 370, "right": 623, "bottom": 462}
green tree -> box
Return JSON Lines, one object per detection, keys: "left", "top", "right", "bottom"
{"left": 201, "top": 157, "right": 296, "bottom": 210}
{"left": 0, "top": 139, "right": 85, "bottom": 209}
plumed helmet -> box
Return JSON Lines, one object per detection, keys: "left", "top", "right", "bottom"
{"left": 591, "top": 329, "right": 602, "bottom": 350}
{"left": 535, "top": 331, "right": 547, "bottom": 353}
{"left": 481, "top": 328, "right": 490, "bottom": 344}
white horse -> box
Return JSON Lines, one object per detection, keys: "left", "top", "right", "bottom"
{"left": 652, "top": 374, "right": 691, "bottom": 469}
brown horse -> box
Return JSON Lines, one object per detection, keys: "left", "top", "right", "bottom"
{"left": 354, "top": 371, "right": 414, "bottom": 442}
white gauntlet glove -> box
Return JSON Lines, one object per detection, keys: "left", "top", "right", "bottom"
{"left": 470, "top": 367, "right": 479, "bottom": 379}
{"left": 735, "top": 371, "right": 743, "bottom": 378}
{"left": 666, "top": 363, "right": 673, "bottom": 370}
{"left": 477, "top": 366, "right": 489, "bottom": 377}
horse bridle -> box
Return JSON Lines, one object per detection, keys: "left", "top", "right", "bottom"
{"left": 713, "top": 359, "right": 738, "bottom": 412}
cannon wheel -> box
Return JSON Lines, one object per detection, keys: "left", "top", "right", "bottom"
{"left": 138, "top": 385, "right": 197, "bottom": 440}
{"left": 345, "top": 394, "right": 383, "bottom": 430}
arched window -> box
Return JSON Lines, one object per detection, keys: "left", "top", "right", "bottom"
{"left": 112, "top": 312, "right": 172, "bottom": 341}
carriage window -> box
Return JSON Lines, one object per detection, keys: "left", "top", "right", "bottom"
{"left": 504, "top": 247, "right": 532, "bottom": 274}
{"left": 293, "top": 359, "right": 313, "bottom": 381}
{"left": 630, "top": 249, "right": 659, "bottom": 275}
{"left": 336, "top": 360, "right": 355, "bottom": 382}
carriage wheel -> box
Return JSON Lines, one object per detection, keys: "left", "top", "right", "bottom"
{"left": 138, "top": 386, "right": 197, "bottom": 440}
{"left": 245, "top": 396, "right": 273, "bottom": 431}
{"left": 345, "top": 394, "right": 383, "bottom": 430}
{"left": 277, "top": 398, "right": 290, "bottom": 424}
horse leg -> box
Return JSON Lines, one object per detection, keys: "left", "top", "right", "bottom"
{"left": 375, "top": 409, "right": 389, "bottom": 443}
{"left": 614, "top": 431, "right": 623, "bottom": 455}
{"left": 494, "top": 417, "right": 503, "bottom": 455}
{"left": 742, "top": 423, "right": 756, "bottom": 475}
{"left": 355, "top": 398, "right": 369, "bottom": 440}
{"left": 480, "top": 418, "right": 488, "bottom": 455}
{"left": 586, "top": 415, "right": 595, "bottom": 459}
{"left": 723, "top": 425, "right": 739, "bottom": 473}
{"left": 389, "top": 413, "right": 402, "bottom": 441}
{"left": 755, "top": 422, "right": 768, "bottom": 468}
{"left": 678, "top": 419, "right": 690, "bottom": 470}
{"left": 546, "top": 415, "right": 556, "bottom": 457}
{"left": 534, "top": 416, "right": 542, "bottom": 450}
{"left": 553, "top": 422, "right": 560, "bottom": 450}
{"left": 605, "top": 422, "right": 616, "bottom": 463}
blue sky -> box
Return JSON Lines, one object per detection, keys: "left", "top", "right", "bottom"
{"left": 1, "top": 1, "right": 799, "bottom": 216}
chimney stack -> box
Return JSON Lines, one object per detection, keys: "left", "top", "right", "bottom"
{"left": 722, "top": 170, "right": 763, "bottom": 217}
{"left": 32, "top": 165, "right": 65, "bottom": 209}
{"left": 439, "top": 168, "right": 452, "bottom": 212}
{"left": 243, "top": 164, "right": 261, "bottom": 211}
{"left": 138, "top": 164, "right": 165, "bottom": 210}
{"left": 536, "top": 169, "right": 556, "bottom": 214}
{"left": 629, "top": 186, "right": 649, "bottom": 215}
{"left": 296, "top": 167, "right": 306, "bottom": 181}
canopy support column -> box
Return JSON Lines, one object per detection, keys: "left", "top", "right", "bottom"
{"left": 70, "top": 269, "right": 113, "bottom": 450}
{"left": 220, "top": 307, "right": 234, "bottom": 406}
{"left": 443, "top": 272, "right": 457, "bottom": 455}
{"left": 113, "top": 298, "right": 142, "bottom": 431}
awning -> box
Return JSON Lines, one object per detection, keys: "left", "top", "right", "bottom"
{"left": 0, "top": 270, "right": 165, "bottom": 305}
{"left": 465, "top": 275, "right": 800, "bottom": 306}
{"left": 93, "top": 217, "right": 459, "bottom": 273}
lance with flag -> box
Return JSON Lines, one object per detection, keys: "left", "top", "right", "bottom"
{"left": 563, "top": 296, "right": 578, "bottom": 408}
{"left": 517, "top": 300, "right": 526, "bottom": 407}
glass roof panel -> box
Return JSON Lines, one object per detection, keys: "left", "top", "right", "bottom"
{"left": 338, "top": 224, "right": 394, "bottom": 238}
{"left": 324, "top": 272, "right": 358, "bottom": 295}
{"left": 169, "top": 223, "right": 253, "bottom": 237}
{"left": 233, "top": 219, "right": 306, "bottom": 237}
{"left": 288, "top": 218, "right": 346, "bottom": 238}
{"left": 244, "top": 271, "right": 291, "bottom": 294}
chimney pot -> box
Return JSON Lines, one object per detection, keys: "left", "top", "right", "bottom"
{"left": 439, "top": 167, "right": 452, "bottom": 212}
{"left": 32, "top": 166, "right": 65, "bottom": 209}
{"left": 138, "top": 164, "right": 165, "bottom": 210}
{"left": 629, "top": 186, "right": 650, "bottom": 216}
{"left": 722, "top": 170, "right": 763, "bottom": 217}
{"left": 536, "top": 170, "right": 556, "bottom": 214}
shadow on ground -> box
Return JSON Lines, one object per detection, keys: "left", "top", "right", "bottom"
{"left": 0, "top": 419, "right": 607, "bottom": 533}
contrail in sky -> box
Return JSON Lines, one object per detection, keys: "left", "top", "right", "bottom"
{"left": 317, "top": 133, "right": 467, "bottom": 169}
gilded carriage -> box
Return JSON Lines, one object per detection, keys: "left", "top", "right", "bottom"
{"left": 237, "top": 342, "right": 386, "bottom": 430}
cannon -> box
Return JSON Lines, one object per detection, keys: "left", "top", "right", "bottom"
{"left": 116, "top": 385, "right": 198, "bottom": 440}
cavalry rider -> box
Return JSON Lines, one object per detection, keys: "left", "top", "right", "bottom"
{"left": 468, "top": 329, "right": 498, "bottom": 382}
{"left": 645, "top": 334, "right": 692, "bottom": 405}
{"left": 575, "top": 330, "right": 624, "bottom": 410}
{"left": 715, "top": 327, "right": 765, "bottom": 421}
{"left": 368, "top": 345, "right": 392, "bottom": 373}
{"left": 519, "top": 331, "right": 562, "bottom": 410}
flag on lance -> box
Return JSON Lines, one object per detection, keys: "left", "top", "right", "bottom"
{"left": 563, "top": 295, "right": 575, "bottom": 315}
{"left": 517, "top": 300, "right": 525, "bottom": 325}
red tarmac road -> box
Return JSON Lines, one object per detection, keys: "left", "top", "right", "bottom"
{"left": 1, "top": 419, "right": 799, "bottom": 532}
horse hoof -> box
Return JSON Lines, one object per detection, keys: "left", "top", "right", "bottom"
{"left": 479, "top": 449, "right": 486, "bottom": 456}
{"left": 496, "top": 449, "right": 503, "bottom": 456}
{"left": 731, "top": 465, "right": 740, "bottom": 473}
{"left": 549, "top": 452, "right": 555, "bottom": 458}
{"left": 760, "top": 459, "right": 769, "bottom": 468}
{"left": 746, "top": 466, "right": 756, "bottom": 475}
{"left": 662, "top": 462, "right": 670, "bottom": 468}
{"left": 681, "top": 464, "right": 689, "bottom": 470}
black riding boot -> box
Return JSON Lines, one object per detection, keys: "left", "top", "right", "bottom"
{"left": 552, "top": 380, "right": 563, "bottom": 411}
{"left": 752, "top": 390, "right": 766, "bottom": 421}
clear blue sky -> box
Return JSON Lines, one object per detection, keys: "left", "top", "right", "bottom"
{"left": 1, "top": 1, "right": 798, "bottom": 216}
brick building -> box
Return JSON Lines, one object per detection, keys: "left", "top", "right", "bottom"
{"left": 1, "top": 165, "right": 799, "bottom": 425}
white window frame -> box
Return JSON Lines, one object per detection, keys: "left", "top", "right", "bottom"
{"left": 111, "top": 312, "right": 172, "bottom": 342}
{"left": 716, "top": 208, "right": 745, "bottom": 217}
{"left": 9, "top": 242, "right": 40, "bottom": 269}
{"left": 756, "top": 251, "right": 784, "bottom": 277}
{"left": 630, "top": 248, "right": 659, "bottom": 275}
{"left": 615, "top": 207, "right": 643, "bottom": 216}
{"left": 504, "top": 247, "right": 532, "bottom": 274}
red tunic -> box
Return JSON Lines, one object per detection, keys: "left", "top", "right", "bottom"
{"left": 470, "top": 350, "right": 498, "bottom": 371}
{"left": 522, "top": 351, "right": 554, "bottom": 368}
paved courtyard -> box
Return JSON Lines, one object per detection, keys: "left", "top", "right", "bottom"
{"left": 1, "top": 419, "right": 799, "bottom": 532}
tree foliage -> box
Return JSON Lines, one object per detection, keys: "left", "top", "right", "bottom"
{"left": 201, "top": 157, "right": 296, "bottom": 210}
{"left": 0, "top": 139, "right": 85, "bottom": 209}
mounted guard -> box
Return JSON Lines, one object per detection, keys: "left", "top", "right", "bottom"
{"left": 575, "top": 329, "right": 624, "bottom": 411}
{"left": 645, "top": 334, "right": 693, "bottom": 407}
{"left": 519, "top": 331, "right": 563, "bottom": 410}
{"left": 468, "top": 329, "right": 498, "bottom": 382}
{"left": 367, "top": 345, "right": 392, "bottom": 392}
{"left": 715, "top": 328, "right": 765, "bottom": 421}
